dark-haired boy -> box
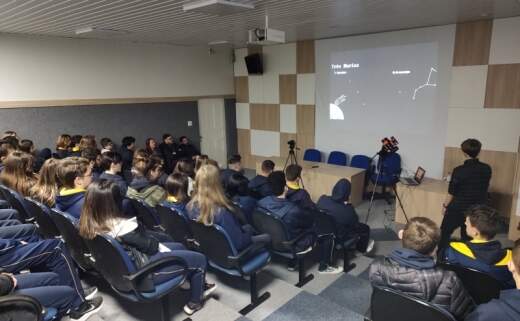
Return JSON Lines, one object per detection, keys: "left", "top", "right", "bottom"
{"left": 55, "top": 157, "right": 92, "bottom": 219}
{"left": 440, "top": 138, "right": 492, "bottom": 250}
{"left": 120, "top": 136, "right": 136, "bottom": 172}
{"left": 159, "top": 134, "right": 177, "bottom": 174}
{"left": 465, "top": 243, "right": 520, "bottom": 321}
{"left": 444, "top": 205, "right": 514, "bottom": 288}
{"left": 221, "top": 154, "right": 247, "bottom": 190}
{"left": 258, "top": 171, "right": 341, "bottom": 274}
{"left": 98, "top": 151, "right": 128, "bottom": 196}
{"left": 176, "top": 136, "right": 199, "bottom": 160}
{"left": 285, "top": 164, "right": 316, "bottom": 211}
{"left": 369, "top": 217, "right": 474, "bottom": 320}
{"left": 249, "top": 159, "right": 275, "bottom": 199}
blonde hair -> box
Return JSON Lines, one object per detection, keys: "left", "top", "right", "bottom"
{"left": 0, "top": 151, "right": 37, "bottom": 196}
{"left": 188, "top": 164, "right": 234, "bottom": 225}
{"left": 30, "top": 158, "right": 60, "bottom": 206}
{"left": 132, "top": 149, "right": 150, "bottom": 176}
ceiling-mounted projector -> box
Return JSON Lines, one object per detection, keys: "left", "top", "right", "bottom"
{"left": 247, "top": 16, "right": 285, "bottom": 45}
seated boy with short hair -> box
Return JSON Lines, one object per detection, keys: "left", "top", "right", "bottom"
{"left": 285, "top": 164, "right": 316, "bottom": 211}
{"left": 465, "top": 242, "right": 520, "bottom": 321}
{"left": 369, "top": 217, "right": 474, "bottom": 320}
{"left": 444, "top": 204, "right": 514, "bottom": 288}
{"left": 248, "top": 159, "right": 274, "bottom": 199}
{"left": 55, "top": 157, "right": 92, "bottom": 219}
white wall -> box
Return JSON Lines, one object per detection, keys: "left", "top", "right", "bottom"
{"left": 0, "top": 34, "right": 234, "bottom": 101}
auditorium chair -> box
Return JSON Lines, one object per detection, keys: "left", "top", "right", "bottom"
{"left": 370, "top": 153, "right": 401, "bottom": 204}
{"left": 23, "top": 198, "right": 60, "bottom": 239}
{"left": 85, "top": 234, "right": 190, "bottom": 321}
{"left": 440, "top": 262, "right": 502, "bottom": 304}
{"left": 370, "top": 285, "right": 456, "bottom": 321}
{"left": 127, "top": 197, "right": 162, "bottom": 231}
{"left": 0, "top": 185, "right": 34, "bottom": 223}
{"left": 188, "top": 220, "right": 271, "bottom": 315}
{"left": 0, "top": 294, "right": 58, "bottom": 321}
{"left": 303, "top": 149, "right": 322, "bottom": 162}
{"left": 156, "top": 204, "right": 195, "bottom": 248}
{"left": 48, "top": 209, "right": 96, "bottom": 273}
{"left": 314, "top": 210, "right": 359, "bottom": 272}
{"left": 252, "top": 208, "right": 315, "bottom": 287}
{"left": 350, "top": 154, "right": 371, "bottom": 170}
{"left": 327, "top": 151, "right": 348, "bottom": 166}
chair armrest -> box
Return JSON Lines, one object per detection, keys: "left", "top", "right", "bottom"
{"left": 282, "top": 231, "right": 316, "bottom": 252}
{"left": 124, "top": 256, "right": 189, "bottom": 284}
{"left": 227, "top": 242, "right": 266, "bottom": 268}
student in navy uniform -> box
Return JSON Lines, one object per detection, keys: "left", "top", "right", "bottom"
{"left": 284, "top": 164, "right": 316, "bottom": 212}
{"left": 440, "top": 138, "right": 492, "bottom": 251}
{"left": 176, "top": 136, "right": 200, "bottom": 160}
{"left": 0, "top": 151, "right": 37, "bottom": 197}
{"left": 120, "top": 136, "right": 136, "bottom": 172}
{"left": 248, "top": 159, "right": 274, "bottom": 199}
{"left": 81, "top": 147, "right": 102, "bottom": 180}
{"left": 444, "top": 204, "right": 514, "bottom": 288}
{"left": 220, "top": 154, "right": 247, "bottom": 190}
{"left": 55, "top": 157, "right": 92, "bottom": 219}
{"left": 55, "top": 134, "right": 71, "bottom": 159}
{"left": 258, "top": 171, "right": 341, "bottom": 274}
{"left": 98, "top": 151, "right": 128, "bottom": 196}
{"left": 0, "top": 238, "right": 102, "bottom": 320}
{"left": 226, "top": 173, "right": 257, "bottom": 225}
{"left": 317, "top": 178, "right": 374, "bottom": 253}
{"left": 162, "top": 172, "right": 190, "bottom": 219}
{"left": 465, "top": 242, "right": 520, "bottom": 321}
{"left": 159, "top": 134, "right": 178, "bottom": 174}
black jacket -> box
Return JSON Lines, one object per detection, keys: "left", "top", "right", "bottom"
{"left": 99, "top": 172, "right": 128, "bottom": 196}
{"left": 369, "top": 248, "right": 474, "bottom": 320}
{"left": 286, "top": 187, "right": 316, "bottom": 212}
{"left": 248, "top": 175, "right": 273, "bottom": 199}
{"left": 159, "top": 142, "right": 177, "bottom": 173}
{"left": 448, "top": 159, "right": 491, "bottom": 214}
{"left": 120, "top": 147, "right": 134, "bottom": 172}
{"left": 465, "top": 289, "right": 520, "bottom": 321}
{"left": 176, "top": 143, "right": 199, "bottom": 160}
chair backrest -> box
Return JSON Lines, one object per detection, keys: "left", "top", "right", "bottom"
{"left": 84, "top": 234, "right": 137, "bottom": 293}
{"left": 303, "top": 149, "right": 322, "bottom": 162}
{"left": 0, "top": 186, "right": 33, "bottom": 222}
{"left": 378, "top": 153, "right": 401, "bottom": 176}
{"left": 188, "top": 220, "right": 237, "bottom": 269}
{"left": 371, "top": 285, "right": 456, "bottom": 321}
{"left": 48, "top": 209, "right": 93, "bottom": 271}
{"left": 23, "top": 198, "right": 60, "bottom": 239}
{"left": 350, "top": 155, "right": 371, "bottom": 170}
{"left": 0, "top": 295, "right": 43, "bottom": 321}
{"left": 156, "top": 205, "right": 192, "bottom": 244}
{"left": 440, "top": 262, "right": 502, "bottom": 304}
{"left": 252, "top": 209, "right": 290, "bottom": 252}
{"left": 128, "top": 198, "right": 160, "bottom": 229}
{"left": 327, "top": 151, "right": 348, "bottom": 166}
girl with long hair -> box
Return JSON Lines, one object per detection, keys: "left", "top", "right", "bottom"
{"left": 162, "top": 173, "right": 190, "bottom": 218}
{"left": 0, "top": 151, "right": 37, "bottom": 196}
{"left": 29, "top": 158, "right": 60, "bottom": 207}
{"left": 55, "top": 134, "right": 71, "bottom": 159}
{"left": 79, "top": 180, "right": 215, "bottom": 315}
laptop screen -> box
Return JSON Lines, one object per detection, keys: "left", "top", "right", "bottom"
{"left": 414, "top": 166, "right": 426, "bottom": 183}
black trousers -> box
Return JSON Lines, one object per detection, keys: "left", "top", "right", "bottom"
{"left": 439, "top": 210, "right": 469, "bottom": 252}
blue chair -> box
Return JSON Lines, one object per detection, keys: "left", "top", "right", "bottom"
{"left": 252, "top": 208, "right": 315, "bottom": 288}
{"left": 350, "top": 155, "right": 371, "bottom": 170}
{"left": 303, "top": 149, "right": 322, "bottom": 162}
{"left": 370, "top": 153, "right": 401, "bottom": 203}
{"left": 23, "top": 198, "right": 60, "bottom": 239}
{"left": 327, "top": 151, "right": 348, "bottom": 166}
{"left": 0, "top": 294, "right": 57, "bottom": 321}
{"left": 188, "top": 220, "right": 271, "bottom": 315}
{"left": 127, "top": 198, "right": 162, "bottom": 231}
{"left": 85, "top": 234, "right": 189, "bottom": 321}
{"left": 0, "top": 185, "right": 34, "bottom": 223}
{"left": 156, "top": 205, "right": 195, "bottom": 248}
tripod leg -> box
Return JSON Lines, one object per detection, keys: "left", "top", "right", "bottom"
{"left": 392, "top": 185, "right": 409, "bottom": 223}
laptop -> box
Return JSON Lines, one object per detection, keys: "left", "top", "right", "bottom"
{"left": 400, "top": 166, "right": 426, "bottom": 186}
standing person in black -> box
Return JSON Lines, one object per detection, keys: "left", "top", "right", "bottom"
{"left": 176, "top": 136, "right": 200, "bottom": 160}
{"left": 439, "top": 138, "right": 492, "bottom": 253}
{"left": 120, "top": 136, "right": 136, "bottom": 172}
{"left": 159, "top": 134, "right": 177, "bottom": 174}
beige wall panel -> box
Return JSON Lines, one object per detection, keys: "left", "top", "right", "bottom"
{"left": 490, "top": 16, "right": 520, "bottom": 65}
{"left": 235, "top": 76, "right": 249, "bottom": 103}
{"left": 453, "top": 20, "right": 493, "bottom": 66}
{"left": 250, "top": 103, "right": 280, "bottom": 132}
{"left": 484, "top": 64, "right": 520, "bottom": 109}
{"left": 279, "top": 74, "right": 297, "bottom": 104}
{"left": 297, "top": 40, "right": 315, "bottom": 74}
{"left": 296, "top": 104, "right": 315, "bottom": 135}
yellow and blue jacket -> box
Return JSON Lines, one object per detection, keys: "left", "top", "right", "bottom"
{"left": 444, "top": 239, "right": 514, "bottom": 288}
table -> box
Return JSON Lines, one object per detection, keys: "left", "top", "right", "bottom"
{"left": 255, "top": 157, "right": 366, "bottom": 206}
{"left": 395, "top": 178, "right": 449, "bottom": 227}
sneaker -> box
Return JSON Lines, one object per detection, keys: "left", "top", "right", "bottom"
{"left": 183, "top": 302, "right": 203, "bottom": 315}
{"left": 203, "top": 283, "right": 217, "bottom": 298}
{"left": 287, "top": 259, "right": 297, "bottom": 271}
{"left": 318, "top": 265, "right": 342, "bottom": 275}
{"left": 83, "top": 287, "right": 98, "bottom": 300}
{"left": 70, "top": 297, "right": 103, "bottom": 321}
{"left": 364, "top": 239, "right": 375, "bottom": 255}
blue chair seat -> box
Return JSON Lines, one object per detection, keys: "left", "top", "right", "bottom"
{"left": 327, "top": 151, "right": 348, "bottom": 166}
{"left": 303, "top": 149, "right": 321, "bottom": 162}
{"left": 208, "top": 250, "right": 270, "bottom": 277}
{"left": 115, "top": 275, "right": 185, "bottom": 301}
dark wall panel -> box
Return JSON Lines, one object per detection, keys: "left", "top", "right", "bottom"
{"left": 0, "top": 101, "right": 200, "bottom": 151}
{"left": 224, "top": 98, "right": 237, "bottom": 158}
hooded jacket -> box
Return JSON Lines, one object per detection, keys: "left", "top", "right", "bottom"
{"left": 248, "top": 175, "right": 273, "bottom": 199}
{"left": 285, "top": 185, "right": 316, "bottom": 212}
{"left": 444, "top": 240, "right": 514, "bottom": 288}
{"left": 465, "top": 289, "right": 520, "bottom": 321}
{"left": 369, "top": 248, "right": 475, "bottom": 320}
{"left": 316, "top": 179, "right": 359, "bottom": 237}
{"left": 54, "top": 188, "right": 85, "bottom": 219}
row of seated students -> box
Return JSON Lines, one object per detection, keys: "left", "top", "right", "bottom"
{"left": 369, "top": 208, "right": 519, "bottom": 321}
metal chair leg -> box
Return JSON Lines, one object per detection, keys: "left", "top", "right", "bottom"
{"left": 342, "top": 247, "right": 356, "bottom": 273}
{"left": 239, "top": 272, "right": 271, "bottom": 315}
{"left": 295, "top": 256, "right": 314, "bottom": 288}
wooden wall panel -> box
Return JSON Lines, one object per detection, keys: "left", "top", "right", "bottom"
{"left": 235, "top": 76, "right": 249, "bottom": 103}
{"left": 443, "top": 147, "right": 517, "bottom": 217}
{"left": 279, "top": 74, "right": 297, "bottom": 104}
{"left": 296, "top": 104, "right": 315, "bottom": 135}
{"left": 508, "top": 138, "right": 520, "bottom": 241}
{"left": 484, "top": 64, "right": 520, "bottom": 109}
{"left": 297, "top": 40, "right": 315, "bottom": 74}
{"left": 296, "top": 133, "right": 315, "bottom": 161}
{"left": 250, "top": 103, "right": 280, "bottom": 131}
{"left": 237, "top": 128, "right": 254, "bottom": 169}
{"left": 453, "top": 20, "right": 493, "bottom": 66}
{"left": 280, "top": 132, "right": 297, "bottom": 159}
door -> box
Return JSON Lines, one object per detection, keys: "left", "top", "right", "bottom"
{"left": 198, "top": 98, "right": 227, "bottom": 167}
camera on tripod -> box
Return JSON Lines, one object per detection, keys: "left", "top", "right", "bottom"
{"left": 287, "top": 140, "right": 296, "bottom": 150}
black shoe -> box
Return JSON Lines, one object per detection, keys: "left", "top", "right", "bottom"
{"left": 70, "top": 297, "right": 103, "bottom": 321}
{"left": 83, "top": 286, "right": 98, "bottom": 300}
